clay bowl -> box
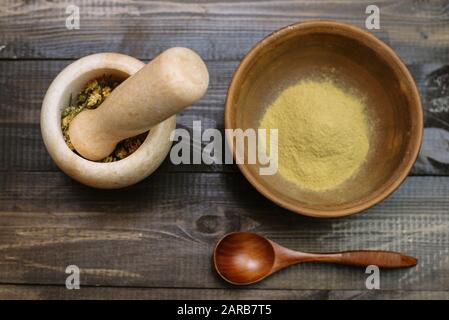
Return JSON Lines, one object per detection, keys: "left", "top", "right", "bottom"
{"left": 41, "top": 53, "right": 175, "bottom": 189}
{"left": 224, "top": 21, "right": 423, "bottom": 218}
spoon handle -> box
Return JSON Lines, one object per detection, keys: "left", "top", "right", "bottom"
{"left": 306, "top": 250, "right": 417, "bottom": 268}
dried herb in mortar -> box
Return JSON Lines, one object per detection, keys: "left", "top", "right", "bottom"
{"left": 61, "top": 75, "right": 148, "bottom": 162}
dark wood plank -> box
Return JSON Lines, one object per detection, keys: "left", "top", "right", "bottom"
{"left": 1, "top": 284, "right": 448, "bottom": 300}
{"left": 1, "top": 0, "right": 449, "bottom": 64}
{"left": 1, "top": 60, "right": 449, "bottom": 174}
{"left": 0, "top": 59, "right": 235, "bottom": 173}
{"left": 0, "top": 60, "right": 233, "bottom": 125}
{"left": 1, "top": 174, "right": 448, "bottom": 290}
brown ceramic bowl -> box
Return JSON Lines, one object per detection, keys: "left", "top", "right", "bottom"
{"left": 224, "top": 21, "right": 423, "bottom": 218}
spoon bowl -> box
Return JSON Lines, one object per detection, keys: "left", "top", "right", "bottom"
{"left": 214, "top": 232, "right": 276, "bottom": 285}
{"left": 214, "top": 232, "right": 418, "bottom": 285}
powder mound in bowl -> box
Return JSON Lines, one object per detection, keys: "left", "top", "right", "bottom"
{"left": 260, "top": 78, "right": 370, "bottom": 192}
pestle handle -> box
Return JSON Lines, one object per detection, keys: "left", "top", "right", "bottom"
{"left": 68, "top": 47, "right": 209, "bottom": 161}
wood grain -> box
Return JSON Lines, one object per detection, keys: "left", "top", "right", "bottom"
{"left": 0, "top": 59, "right": 235, "bottom": 173}
{"left": 1, "top": 174, "right": 449, "bottom": 291}
{"left": 1, "top": 284, "right": 449, "bottom": 300}
{"left": 0, "top": 60, "right": 449, "bottom": 175}
{"left": 1, "top": 0, "right": 449, "bottom": 63}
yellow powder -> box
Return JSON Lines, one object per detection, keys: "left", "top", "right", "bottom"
{"left": 260, "top": 79, "right": 369, "bottom": 191}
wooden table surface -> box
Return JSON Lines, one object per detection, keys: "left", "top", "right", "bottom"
{"left": 1, "top": 0, "right": 449, "bottom": 300}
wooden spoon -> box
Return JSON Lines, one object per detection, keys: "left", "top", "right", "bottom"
{"left": 213, "top": 232, "right": 417, "bottom": 285}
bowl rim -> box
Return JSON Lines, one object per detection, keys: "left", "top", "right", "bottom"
{"left": 224, "top": 20, "right": 423, "bottom": 218}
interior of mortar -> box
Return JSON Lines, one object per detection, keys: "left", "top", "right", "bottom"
{"left": 59, "top": 68, "right": 149, "bottom": 162}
